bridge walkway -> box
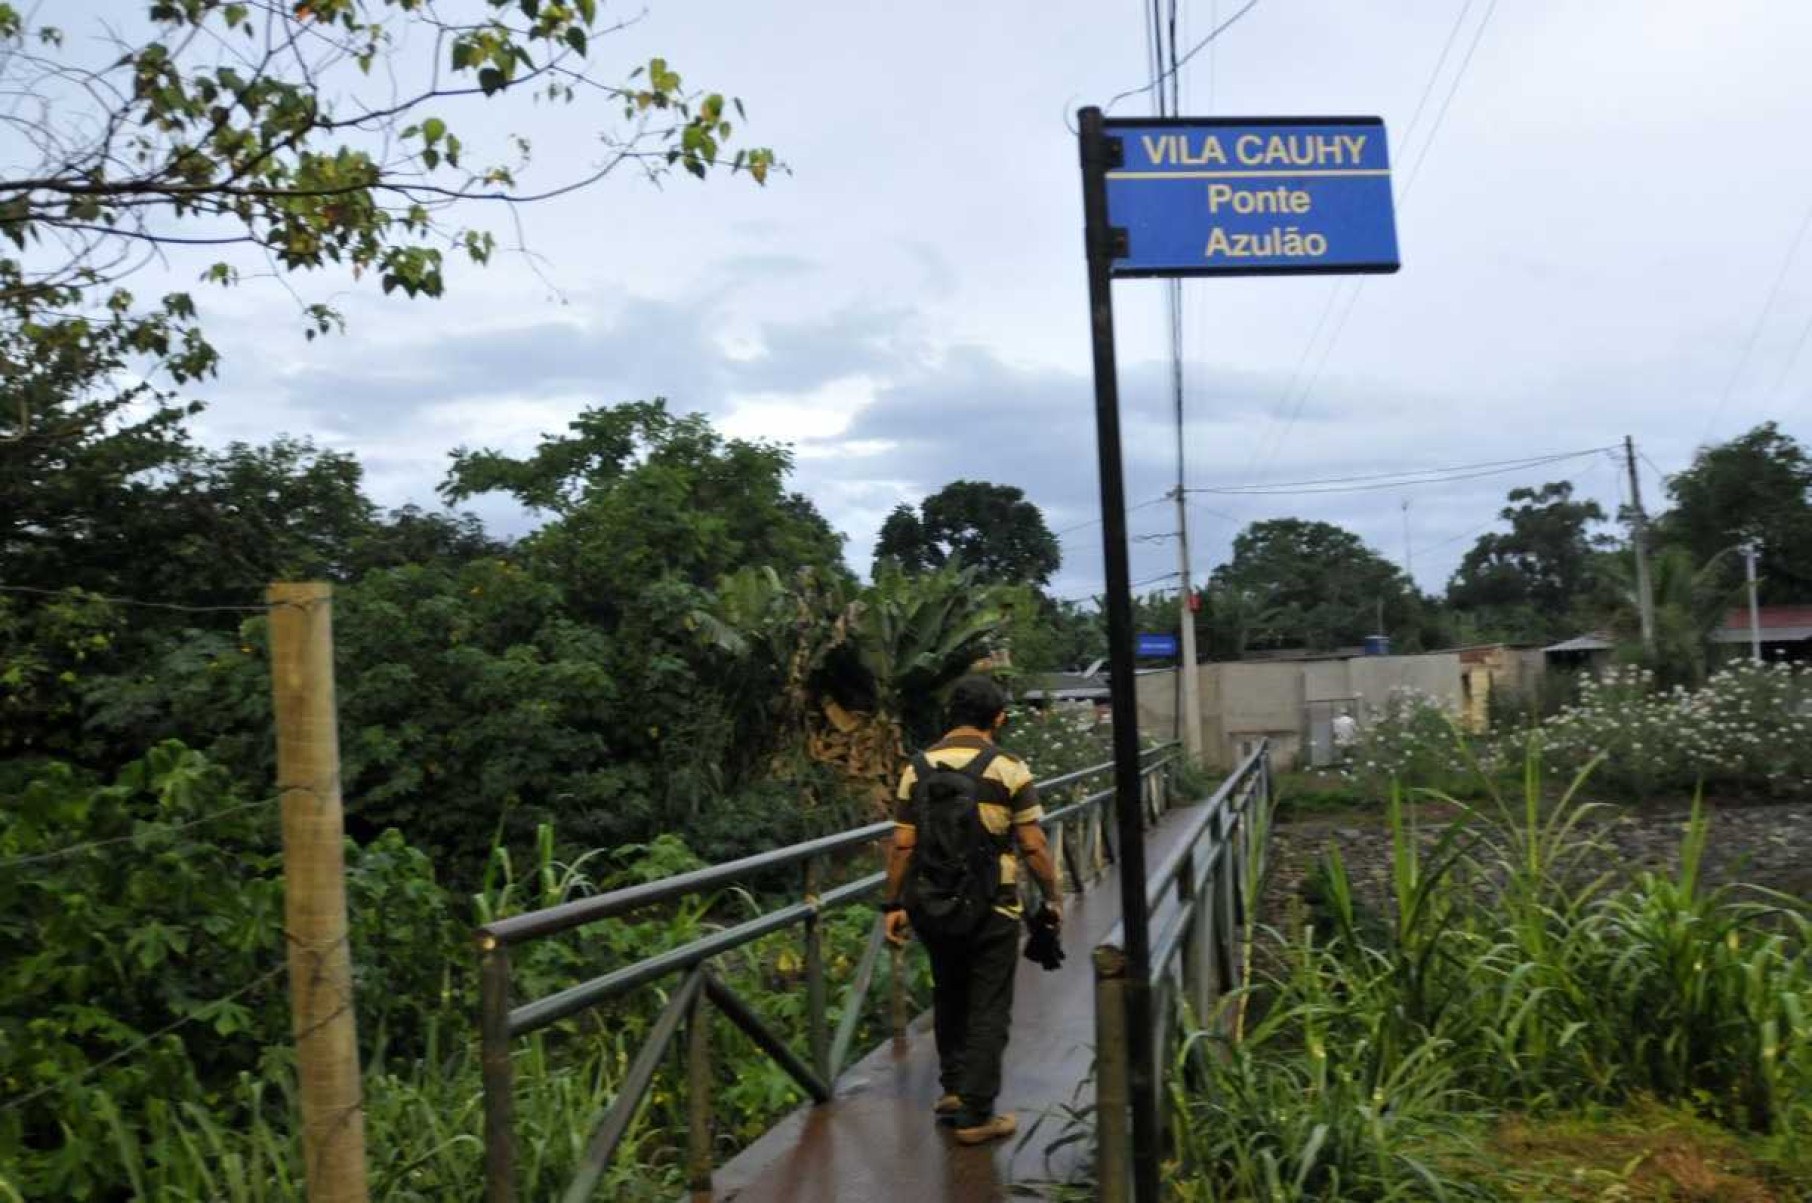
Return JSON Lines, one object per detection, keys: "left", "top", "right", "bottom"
{"left": 709, "top": 804, "right": 1202, "bottom": 1202}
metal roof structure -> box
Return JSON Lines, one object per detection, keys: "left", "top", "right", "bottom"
{"left": 1543, "top": 633, "right": 1616, "bottom": 653}
{"left": 1713, "top": 605, "right": 1812, "bottom": 645}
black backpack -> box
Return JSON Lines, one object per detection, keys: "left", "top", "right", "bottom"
{"left": 903, "top": 747, "right": 1003, "bottom": 938}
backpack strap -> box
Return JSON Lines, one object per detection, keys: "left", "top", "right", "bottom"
{"left": 960, "top": 745, "right": 999, "bottom": 782}
{"left": 910, "top": 751, "right": 935, "bottom": 783}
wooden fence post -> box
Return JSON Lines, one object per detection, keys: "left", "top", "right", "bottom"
{"left": 268, "top": 582, "right": 370, "bottom": 1203}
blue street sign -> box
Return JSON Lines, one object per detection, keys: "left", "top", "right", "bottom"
{"left": 1136, "top": 633, "right": 1180, "bottom": 659}
{"left": 1103, "top": 117, "right": 1399, "bottom": 277}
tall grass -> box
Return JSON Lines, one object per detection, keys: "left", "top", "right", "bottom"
{"left": 1158, "top": 739, "right": 1811, "bottom": 1200}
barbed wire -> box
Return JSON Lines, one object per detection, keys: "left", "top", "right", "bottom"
{"left": 0, "top": 962, "right": 290, "bottom": 1116}
{"left": 0, "top": 794, "right": 284, "bottom": 871}
{"left": 0, "top": 583, "right": 328, "bottom": 614}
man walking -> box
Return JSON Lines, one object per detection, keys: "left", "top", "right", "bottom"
{"left": 881, "top": 675, "right": 1064, "bottom": 1146}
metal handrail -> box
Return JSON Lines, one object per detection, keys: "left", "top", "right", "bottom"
{"left": 482, "top": 740, "right": 1180, "bottom": 949}
{"left": 1098, "top": 740, "right": 1268, "bottom": 957}
{"left": 1092, "top": 740, "right": 1274, "bottom": 1203}
{"left": 477, "top": 739, "right": 1182, "bottom": 1202}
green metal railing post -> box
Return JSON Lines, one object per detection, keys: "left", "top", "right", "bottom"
{"left": 829, "top": 915, "right": 887, "bottom": 1080}
{"left": 803, "top": 857, "right": 829, "bottom": 1084}
{"left": 1213, "top": 827, "right": 1238, "bottom": 1000}
{"left": 889, "top": 943, "right": 908, "bottom": 1045}
{"left": 1178, "top": 848, "right": 1211, "bottom": 1028}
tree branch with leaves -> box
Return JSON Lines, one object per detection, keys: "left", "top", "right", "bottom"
{"left": 1, "top": 0, "right": 777, "bottom": 430}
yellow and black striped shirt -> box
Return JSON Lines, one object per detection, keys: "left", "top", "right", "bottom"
{"left": 894, "top": 735, "right": 1043, "bottom": 919}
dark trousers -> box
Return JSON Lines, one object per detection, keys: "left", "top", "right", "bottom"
{"left": 922, "top": 909, "right": 1020, "bottom": 1116}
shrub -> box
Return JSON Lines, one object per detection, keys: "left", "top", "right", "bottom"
{"left": 1538, "top": 661, "right": 1812, "bottom": 800}
{"left": 1342, "top": 687, "right": 1475, "bottom": 799}
{"left": 0, "top": 743, "right": 462, "bottom": 1199}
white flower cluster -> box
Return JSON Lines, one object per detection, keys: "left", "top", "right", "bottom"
{"left": 1535, "top": 661, "right": 1812, "bottom": 795}
{"left": 1341, "top": 686, "right": 1462, "bottom": 787}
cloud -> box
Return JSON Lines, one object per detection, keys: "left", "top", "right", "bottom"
{"left": 152, "top": 0, "right": 1810, "bottom": 608}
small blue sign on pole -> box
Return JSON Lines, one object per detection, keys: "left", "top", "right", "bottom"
{"left": 1103, "top": 117, "right": 1399, "bottom": 277}
{"left": 1136, "top": 633, "right": 1180, "bottom": 659}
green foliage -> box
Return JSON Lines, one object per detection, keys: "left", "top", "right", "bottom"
{"left": 1, "top": 1, "right": 776, "bottom": 424}
{"left": 871, "top": 481, "right": 1061, "bottom": 588}
{"left": 0, "top": 590, "right": 127, "bottom": 760}
{"left": 853, "top": 560, "right": 1019, "bottom": 744}
{"left": 1006, "top": 596, "right": 1107, "bottom": 673}
{"left": 1446, "top": 482, "right": 1609, "bottom": 641}
{"left": 1536, "top": 661, "right": 1812, "bottom": 801}
{"left": 0, "top": 743, "right": 462, "bottom": 1199}
{"left": 1661, "top": 422, "right": 1812, "bottom": 604}
{"left": 1155, "top": 747, "right": 1812, "bottom": 1201}
{"left": 1591, "top": 544, "right": 1748, "bottom": 687}
{"left": 446, "top": 401, "right": 846, "bottom": 604}
{"left": 0, "top": 739, "right": 938, "bottom": 1201}
{"left": 1211, "top": 518, "right": 1439, "bottom": 653}
{"left": 36, "top": 401, "right": 863, "bottom": 881}
{"left": 1341, "top": 688, "right": 1481, "bottom": 800}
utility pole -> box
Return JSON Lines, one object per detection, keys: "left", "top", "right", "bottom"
{"left": 1742, "top": 540, "right": 1763, "bottom": 662}
{"left": 1624, "top": 436, "right": 1657, "bottom": 657}
{"left": 1401, "top": 498, "right": 1413, "bottom": 580}
{"left": 1173, "top": 486, "right": 1204, "bottom": 758}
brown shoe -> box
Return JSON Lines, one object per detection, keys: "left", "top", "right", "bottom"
{"left": 934, "top": 1093, "right": 963, "bottom": 1119}
{"left": 953, "top": 1112, "right": 1017, "bottom": 1146}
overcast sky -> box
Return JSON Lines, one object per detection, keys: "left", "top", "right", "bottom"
{"left": 64, "top": 0, "right": 1812, "bottom": 600}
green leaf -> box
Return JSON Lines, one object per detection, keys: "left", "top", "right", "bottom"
{"left": 421, "top": 117, "right": 445, "bottom": 145}
{"left": 564, "top": 26, "right": 586, "bottom": 55}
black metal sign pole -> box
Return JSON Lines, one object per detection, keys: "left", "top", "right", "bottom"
{"left": 1077, "top": 104, "right": 1161, "bottom": 1203}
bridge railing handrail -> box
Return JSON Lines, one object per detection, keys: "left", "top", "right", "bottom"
{"left": 1097, "top": 739, "right": 1269, "bottom": 959}
{"left": 480, "top": 740, "right": 1178, "bottom": 950}
{"left": 1091, "top": 739, "right": 1274, "bottom": 1203}
{"left": 477, "top": 737, "right": 1182, "bottom": 1202}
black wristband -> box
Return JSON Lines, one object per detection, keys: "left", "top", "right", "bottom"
{"left": 880, "top": 900, "right": 904, "bottom": 914}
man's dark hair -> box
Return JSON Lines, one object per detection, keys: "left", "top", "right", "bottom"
{"left": 946, "top": 674, "right": 1008, "bottom": 730}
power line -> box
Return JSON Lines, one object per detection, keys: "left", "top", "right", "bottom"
{"left": 1054, "top": 493, "right": 1172, "bottom": 539}
{"left": 1700, "top": 192, "right": 1812, "bottom": 442}
{"left": 1411, "top": 516, "right": 1500, "bottom": 562}
{"left": 1207, "top": 446, "right": 1610, "bottom": 491}
{"left": 1414, "top": 451, "right": 1619, "bottom": 576}
{"left": 1190, "top": 446, "right": 1611, "bottom": 496}
{"left": 1243, "top": 0, "right": 1499, "bottom": 484}
{"left": 1764, "top": 303, "right": 1812, "bottom": 407}
{"left": 1191, "top": 499, "right": 1241, "bottom": 522}
{"left": 1397, "top": 0, "right": 1502, "bottom": 202}
{"left": 1058, "top": 569, "right": 1181, "bottom": 605}
{"left": 1397, "top": 0, "right": 1479, "bottom": 162}
{"left": 1105, "top": 0, "right": 1262, "bottom": 113}
{"left": 1199, "top": 454, "right": 1603, "bottom": 497}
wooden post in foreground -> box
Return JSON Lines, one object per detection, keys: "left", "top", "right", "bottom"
{"left": 268, "top": 582, "right": 370, "bottom": 1203}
